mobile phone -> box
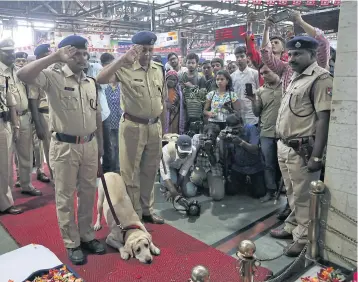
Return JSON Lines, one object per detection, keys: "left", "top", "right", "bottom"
{"left": 245, "top": 83, "right": 254, "bottom": 97}
{"left": 271, "top": 10, "right": 290, "bottom": 23}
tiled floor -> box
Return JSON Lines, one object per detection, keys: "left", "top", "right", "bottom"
{"left": 0, "top": 180, "right": 295, "bottom": 276}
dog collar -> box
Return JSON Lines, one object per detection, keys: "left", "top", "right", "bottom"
{"left": 122, "top": 225, "right": 142, "bottom": 239}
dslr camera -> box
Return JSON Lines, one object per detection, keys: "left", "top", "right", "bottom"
{"left": 220, "top": 128, "right": 240, "bottom": 142}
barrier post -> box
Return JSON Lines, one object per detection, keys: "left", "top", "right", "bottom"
{"left": 306, "top": 180, "right": 326, "bottom": 263}
{"left": 190, "top": 265, "right": 210, "bottom": 282}
{"left": 236, "top": 240, "right": 257, "bottom": 282}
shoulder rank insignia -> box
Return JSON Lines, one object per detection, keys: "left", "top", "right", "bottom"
{"left": 326, "top": 87, "right": 332, "bottom": 96}
{"left": 319, "top": 73, "right": 331, "bottom": 79}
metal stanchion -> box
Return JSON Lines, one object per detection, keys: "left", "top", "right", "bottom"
{"left": 190, "top": 265, "right": 210, "bottom": 282}
{"left": 306, "top": 180, "right": 326, "bottom": 264}
{"left": 236, "top": 240, "right": 257, "bottom": 282}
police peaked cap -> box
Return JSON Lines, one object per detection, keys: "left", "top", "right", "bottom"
{"left": 131, "top": 31, "right": 157, "bottom": 45}
{"left": 58, "top": 35, "right": 88, "bottom": 49}
{"left": 15, "top": 52, "right": 28, "bottom": 59}
{"left": 286, "top": 36, "right": 319, "bottom": 50}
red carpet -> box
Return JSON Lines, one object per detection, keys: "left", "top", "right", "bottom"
{"left": 0, "top": 170, "right": 272, "bottom": 282}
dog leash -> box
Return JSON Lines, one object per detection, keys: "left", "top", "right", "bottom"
{"left": 100, "top": 174, "right": 123, "bottom": 229}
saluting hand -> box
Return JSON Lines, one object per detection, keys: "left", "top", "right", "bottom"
{"left": 55, "top": 46, "right": 77, "bottom": 63}
{"left": 120, "top": 45, "right": 142, "bottom": 66}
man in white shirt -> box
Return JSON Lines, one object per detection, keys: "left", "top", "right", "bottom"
{"left": 160, "top": 135, "right": 197, "bottom": 198}
{"left": 231, "top": 46, "right": 260, "bottom": 125}
{"left": 85, "top": 61, "right": 111, "bottom": 172}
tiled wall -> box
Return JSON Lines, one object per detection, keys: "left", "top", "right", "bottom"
{"left": 322, "top": 1, "right": 357, "bottom": 270}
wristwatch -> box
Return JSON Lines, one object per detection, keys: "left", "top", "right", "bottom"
{"left": 312, "top": 157, "right": 322, "bottom": 162}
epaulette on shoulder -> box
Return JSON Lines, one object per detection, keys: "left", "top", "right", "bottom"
{"left": 318, "top": 72, "right": 332, "bottom": 80}
{"left": 50, "top": 63, "right": 62, "bottom": 73}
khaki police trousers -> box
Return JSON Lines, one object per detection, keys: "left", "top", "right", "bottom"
{"left": 119, "top": 117, "right": 162, "bottom": 218}
{"left": 14, "top": 113, "right": 33, "bottom": 191}
{"left": 0, "top": 119, "right": 14, "bottom": 212}
{"left": 277, "top": 140, "right": 321, "bottom": 244}
{"left": 49, "top": 135, "right": 98, "bottom": 248}
{"left": 39, "top": 112, "right": 53, "bottom": 179}
{"left": 32, "top": 123, "right": 44, "bottom": 173}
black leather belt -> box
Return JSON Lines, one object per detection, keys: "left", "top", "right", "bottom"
{"left": 38, "top": 108, "right": 49, "bottom": 114}
{"left": 123, "top": 112, "right": 159, "bottom": 125}
{"left": 0, "top": 111, "right": 10, "bottom": 122}
{"left": 17, "top": 109, "right": 28, "bottom": 116}
{"left": 280, "top": 136, "right": 313, "bottom": 149}
{"left": 55, "top": 132, "right": 95, "bottom": 144}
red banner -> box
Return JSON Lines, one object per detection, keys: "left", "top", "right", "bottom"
{"left": 252, "top": 0, "right": 262, "bottom": 4}
{"left": 320, "top": 0, "right": 330, "bottom": 5}
{"left": 278, "top": 0, "right": 288, "bottom": 5}
{"left": 292, "top": 0, "right": 302, "bottom": 5}
{"left": 333, "top": 0, "right": 341, "bottom": 5}
{"left": 306, "top": 0, "right": 316, "bottom": 5}
{"left": 267, "top": 0, "right": 275, "bottom": 5}
{"left": 239, "top": 0, "right": 248, "bottom": 4}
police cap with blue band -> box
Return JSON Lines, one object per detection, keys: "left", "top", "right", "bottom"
{"left": 15, "top": 52, "right": 28, "bottom": 59}
{"left": 286, "top": 36, "right": 319, "bottom": 50}
{"left": 34, "top": 44, "right": 51, "bottom": 58}
{"left": 131, "top": 31, "right": 157, "bottom": 45}
{"left": 58, "top": 35, "right": 88, "bottom": 49}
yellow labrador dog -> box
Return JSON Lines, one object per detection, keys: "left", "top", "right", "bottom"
{"left": 95, "top": 172, "right": 160, "bottom": 264}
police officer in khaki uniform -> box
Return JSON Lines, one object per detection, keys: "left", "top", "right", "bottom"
{"left": 28, "top": 44, "right": 54, "bottom": 182}
{"left": 14, "top": 51, "right": 50, "bottom": 185}
{"left": 0, "top": 39, "right": 22, "bottom": 214}
{"left": 97, "top": 31, "right": 166, "bottom": 224}
{"left": 269, "top": 37, "right": 332, "bottom": 257}
{"left": 17, "top": 35, "right": 105, "bottom": 265}
{"left": 0, "top": 40, "right": 42, "bottom": 197}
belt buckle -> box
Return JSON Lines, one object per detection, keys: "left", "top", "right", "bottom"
{"left": 148, "top": 118, "right": 155, "bottom": 125}
{"left": 78, "top": 135, "right": 87, "bottom": 144}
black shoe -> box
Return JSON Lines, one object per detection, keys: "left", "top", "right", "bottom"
{"left": 277, "top": 205, "right": 292, "bottom": 221}
{"left": 81, "top": 239, "right": 106, "bottom": 255}
{"left": 67, "top": 247, "right": 85, "bottom": 265}
{"left": 142, "top": 213, "right": 164, "bottom": 224}
{"left": 37, "top": 172, "right": 50, "bottom": 183}
{"left": 21, "top": 188, "right": 43, "bottom": 196}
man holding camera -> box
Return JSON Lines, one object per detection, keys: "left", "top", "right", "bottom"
{"left": 160, "top": 134, "right": 197, "bottom": 199}
{"left": 221, "top": 114, "right": 266, "bottom": 199}
{"left": 191, "top": 123, "right": 225, "bottom": 201}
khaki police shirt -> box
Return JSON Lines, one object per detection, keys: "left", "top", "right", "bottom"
{"left": 31, "top": 64, "right": 100, "bottom": 136}
{"left": 255, "top": 82, "right": 282, "bottom": 138}
{"left": 0, "top": 62, "right": 27, "bottom": 112}
{"left": 276, "top": 62, "right": 333, "bottom": 139}
{"left": 28, "top": 85, "right": 48, "bottom": 109}
{"left": 115, "top": 60, "right": 164, "bottom": 119}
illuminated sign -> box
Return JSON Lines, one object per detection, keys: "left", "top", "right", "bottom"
{"left": 215, "top": 25, "right": 246, "bottom": 46}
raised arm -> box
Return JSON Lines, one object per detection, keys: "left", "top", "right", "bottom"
{"left": 96, "top": 45, "right": 142, "bottom": 84}
{"left": 260, "top": 18, "right": 288, "bottom": 77}
{"left": 17, "top": 46, "right": 76, "bottom": 84}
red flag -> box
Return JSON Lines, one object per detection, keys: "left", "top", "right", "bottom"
{"left": 292, "top": 0, "right": 302, "bottom": 5}
{"left": 306, "top": 0, "right": 316, "bottom": 5}
{"left": 267, "top": 0, "right": 275, "bottom": 5}
{"left": 320, "top": 0, "right": 330, "bottom": 5}
{"left": 278, "top": 0, "right": 288, "bottom": 5}
{"left": 333, "top": 0, "right": 341, "bottom": 5}
{"left": 239, "top": 0, "right": 248, "bottom": 4}
{"left": 252, "top": 0, "right": 262, "bottom": 4}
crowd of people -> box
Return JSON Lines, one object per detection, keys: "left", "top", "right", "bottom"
{"left": 0, "top": 9, "right": 335, "bottom": 265}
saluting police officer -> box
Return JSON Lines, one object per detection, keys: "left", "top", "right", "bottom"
{"left": 17, "top": 35, "right": 106, "bottom": 265}
{"left": 28, "top": 44, "right": 54, "bottom": 182}
{"left": 270, "top": 36, "right": 333, "bottom": 257}
{"left": 97, "top": 31, "right": 166, "bottom": 224}
{"left": 0, "top": 40, "right": 42, "bottom": 197}
{"left": 0, "top": 39, "right": 22, "bottom": 214}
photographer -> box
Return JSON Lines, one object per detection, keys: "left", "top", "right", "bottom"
{"left": 160, "top": 135, "right": 197, "bottom": 199}
{"left": 191, "top": 123, "right": 224, "bottom": 201}
{"left": 221, "top": 114, "right": 266, "bottom": 199}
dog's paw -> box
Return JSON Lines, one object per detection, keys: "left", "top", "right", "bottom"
{"left": 119, "top": 248, "right": 130, "bottom": 260}
{"left": 151, "top": 245, "right": 161, "bottom": 256}
{"left": 93, "top": 223, "right": 102, "bottom": 231}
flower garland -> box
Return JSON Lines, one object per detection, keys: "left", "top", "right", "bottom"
{"left": 301, "top": 267, "right": 346, "bottom": 282}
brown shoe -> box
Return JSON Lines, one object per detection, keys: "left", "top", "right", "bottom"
{"left": 21, "top": 188, "right": 43, "bottom": 196}
{"left": 142, "top": 213, "right": 164, "bottom": 224}
{"left": 3, "top": 206, "right": 23, "bottom": 215}
{"left": 37, "top": 172, "right": 50, "bottom": 183}
{"left": 284, "top": 241, "right": 307, "bottom": 257}
{"left": 269, "top": 227, "right": 293, "bottom": 239}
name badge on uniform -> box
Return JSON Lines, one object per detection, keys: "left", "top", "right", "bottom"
{"left": 64, "top": 87, "right": 75, "bottom": 91}
{"left": 326, "top": 87, "right": 332, "bottom": 96}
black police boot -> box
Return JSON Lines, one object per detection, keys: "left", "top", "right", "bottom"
{"left": 142, "top": 213, "right": 164, "bottom": 224}
{"left": 81, "top": 239, "right": 106, "bottom": 255}
{"left": 67, "top": 246, "right": 85, "bottom": 265}
{"left": 277, "top": 203, "right": 292, "bottom": 221}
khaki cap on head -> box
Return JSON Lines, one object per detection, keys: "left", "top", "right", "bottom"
{"left": 0, "top": 38, "right": 15, "bottom": 51}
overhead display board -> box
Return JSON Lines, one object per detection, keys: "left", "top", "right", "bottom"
{"left": 215, "top": 25, "right": 247, "bottom": 46}
{"left": 294, "top": 9, "right": 340, "bottom": 34}
{"left": 155, "top": 31, "right": 179, "bottom": 48}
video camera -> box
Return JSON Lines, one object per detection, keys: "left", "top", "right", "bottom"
{"left": 174, "top": 195, "right": 201, "bottom": 217}
{"left": 220, "top": 128, "right": 240, "bottom": 142}
{"left": 187, "top": 120, "right": 204, "bottom": 137}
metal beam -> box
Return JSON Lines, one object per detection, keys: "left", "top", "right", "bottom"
{"left": 42, "top": 2, "right": 59, "bottom": 15}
